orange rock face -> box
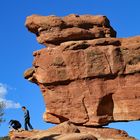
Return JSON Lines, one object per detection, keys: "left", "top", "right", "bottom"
{"left": 24, "top": 14, "right": 140, "bottom": 139}
{"left": 25, "top": 14, "right": 116, "bottom": 46}
{"left": 9, "top": 121, "right": 135, "bottom": 140}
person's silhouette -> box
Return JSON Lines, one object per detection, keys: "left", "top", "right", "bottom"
{"left": 22, "top": 106, "right": 33, "bottom": 131}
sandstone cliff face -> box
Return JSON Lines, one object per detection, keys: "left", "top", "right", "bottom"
{"left": 25, "top": 14, "right": 140, "bottom": 127}
{"left": 23, "top": 14, "right": 140, "bottom": 139}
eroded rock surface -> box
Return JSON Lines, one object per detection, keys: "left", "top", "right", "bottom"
{"left": 24, "top": 36, "right": 140, "bottom": 126}
{"left": 25, "top": 14, "right": 116, "bottom": 46}
{"left": 9, "top": 121, "right": 135, "bottom": 140}
{"left": 24, "top": 14, "right": 140, "bottom": 139}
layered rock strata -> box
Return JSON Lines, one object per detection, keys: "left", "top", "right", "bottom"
{"left": 25, "top": 14, "right": 116, "bottom": 46}
{"left": 24, "top": 14, "right": 140, "bottom": 139}
{"left": 9, "top": 121, "right": 135, "bottom": 140}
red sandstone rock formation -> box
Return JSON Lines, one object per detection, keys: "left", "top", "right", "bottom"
{"left": 24, "top": 14, "right": 140, "bottom": 139}
{"left": 25, "top": 14, "right": 116, "bottom": 46}
{"left": 9, "top": 121, "right": 135, "bottom": 140}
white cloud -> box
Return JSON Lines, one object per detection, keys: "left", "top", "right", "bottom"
{"left": 0, "top": 83, "right": 21, "bottom": 109}
{"left": 0, "top": 83, "right": 7, "bottom": 98}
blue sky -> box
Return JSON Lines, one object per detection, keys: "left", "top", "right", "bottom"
{"left": 0, "top": 0, "right": 140, "bottom": 139}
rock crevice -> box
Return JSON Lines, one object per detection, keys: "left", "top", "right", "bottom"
{"left": 23, "top": 14, "right": 140, "bottom": 139}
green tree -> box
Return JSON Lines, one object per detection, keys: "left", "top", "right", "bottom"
{"left": 0, "top": 102, "right": 5, "bottom": 124}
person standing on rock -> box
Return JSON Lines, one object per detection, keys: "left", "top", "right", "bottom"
{"left": 22, "top": 106, "right": 33, "bottom": 131}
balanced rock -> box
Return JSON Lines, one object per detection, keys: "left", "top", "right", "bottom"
{"left": 24, "top": 14, "right": 140, "bottom": 139}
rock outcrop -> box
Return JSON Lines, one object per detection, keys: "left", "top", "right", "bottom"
{"left": 9, "top": 121, "right": 135, "bottom": 140}
{"left": 25, "top": 14, "right": 116, "bottom": 46}
{"left": 23, "top": 14, "right": 140, "bottom": 139}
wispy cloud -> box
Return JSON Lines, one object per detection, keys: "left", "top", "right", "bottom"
{"left": 0, "top": 83, "right": 21, "bottom": 109}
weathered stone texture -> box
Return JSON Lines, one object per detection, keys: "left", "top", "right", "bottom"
{"left": 24, "top": 14, "right": 140, "bottom": 139}
{"left": 24, "top": 36, "right": 140, "bottom": 126}
{"left": 25, "top": 14, "right": 116, "bottom": 46}
{"left": 9, "top": 122, "right": 135, "bottom": 140}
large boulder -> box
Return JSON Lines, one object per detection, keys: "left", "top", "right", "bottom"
{"left": 9, "top": 121, "right": 135, "bottom": 140}
{"left": 24, "top": 36, "right": 140, "bottom": 126}
{"left": 25, "top": 14, "right": 116, "bottom": 46}
{"left": 24, "top": 14, "right": 140, "bottom": 139}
